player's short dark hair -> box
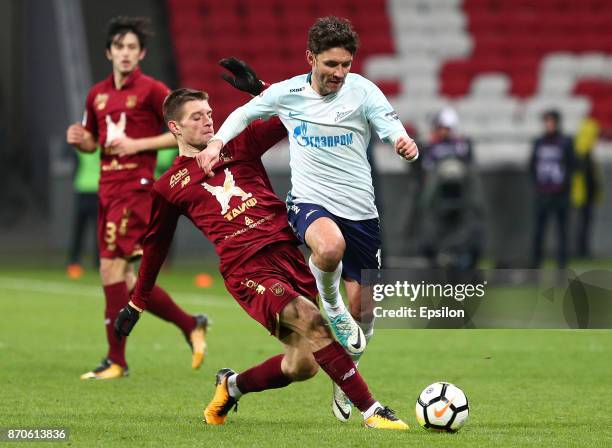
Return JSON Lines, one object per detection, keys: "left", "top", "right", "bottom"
{"left": 106, "top": 16, "right": 153, "bottom": 50}
{"left": 163, "top": 88, "right": 209, "bottom": 123}
{"left": 307, "top": 16, "right": 359, "bottom": 55}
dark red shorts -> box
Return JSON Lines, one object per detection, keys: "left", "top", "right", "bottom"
{"left": 224, "top": 243, "right": 318, "bottom": 336}
{"left": 97, "top": 190, "right": 152, "bottom": 260}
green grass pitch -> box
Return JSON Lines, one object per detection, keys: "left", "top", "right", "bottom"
{"left": 0, "top": 267, "right": 610, "bottom": 447}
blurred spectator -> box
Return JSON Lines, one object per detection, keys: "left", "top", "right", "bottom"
{"left": 66, "top": 148, "right": 100, "bottom": 278}
{"left": 530, "top": 110, "right": 575, "bottom": 269}
{"left": 571, "top": 118, "right": 602, "bottom": 258}
{"left": 418, "top": 108, "right": 484, "bottom": 269}
{"left": 422, "top": 108, "right": 473, "bottom": 172}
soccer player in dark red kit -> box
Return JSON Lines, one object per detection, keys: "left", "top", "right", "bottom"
{"left": 66, "top": 16, "right": 207, "bottom": 380}
{"left": 114, "top": 85, "right": 409, "bottom": 430}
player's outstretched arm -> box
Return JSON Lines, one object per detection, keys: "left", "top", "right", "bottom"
{"left": 219, "top": 57, "right": 266, "bottom": 96}
{"left": 66, "top": 123, "right": 97, "bottom": 153}
{"left": 129, "top": 191, "right": 181, "bottom": 311}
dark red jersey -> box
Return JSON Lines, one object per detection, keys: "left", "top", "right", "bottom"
{"left": 131, "top": 117, "right": 292, "bottom": 309}
{"left": 83, "top": 67, "right": 170, "bottom": 196}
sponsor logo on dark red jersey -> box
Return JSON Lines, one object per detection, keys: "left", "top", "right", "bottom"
{"left": 223, "top": 198, "right": 257, "bottom": 221}
{"left": 223, "top": 213, "right": 275, "bottom": 241}
{"left": 170, "top": 168, "right": 190, "bottom": 188}
{"left": 126, "top": 95, "right": 138, "bottom": 108}
{"left": 201, "top": 168, "right": 258, "bottom": 220}
{"left": 94, "top": 93, "right": 109, "bottom": 110}
{"left": 241, "top": 278, "right": 266, "bottom": 295}
{"left": 119, "top": 208, "right": 131, "bottom": 236}
{"left": 270, "top": 282, "right": 285, "bottom": 296}
{"left": 101, "top": 159, "right": 138, "bottom": 171}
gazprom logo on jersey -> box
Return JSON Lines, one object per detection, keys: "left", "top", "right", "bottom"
{"left": 292, "top": 121, "right": 353, "bottom": 148}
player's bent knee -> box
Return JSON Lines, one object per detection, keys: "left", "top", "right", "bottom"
{"left": 313, "top": 241, "right": 345, "bottom": 267}
{"left": 99, "top": 260, "right": 113, "bottom": 284}
{"left": 99, "top": 258, "right": 126, "bottom": 285}
{"left": 124, "top": 270, "right": 137, "bottom": 291}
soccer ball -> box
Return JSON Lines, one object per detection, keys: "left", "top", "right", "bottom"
{"left": 415, "top": 382, "right": 469, "bottom": 432}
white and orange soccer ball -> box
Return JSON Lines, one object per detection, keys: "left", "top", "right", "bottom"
{"left": 415, "top": 382, "right": 469, "bottom": 432}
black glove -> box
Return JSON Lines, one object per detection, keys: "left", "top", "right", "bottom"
{"left": 114, "top": 303, "right": 141, "bottom": 339}
{"left": 219, "top": 57, "right": 265, "bottom": 96}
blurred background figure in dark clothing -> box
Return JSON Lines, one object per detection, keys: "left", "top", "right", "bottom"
{"left": 418, "top": 108, "right": 485, "bottom": 269}
{"left": 530, "top": 109, "right": 575, "bottom": 269}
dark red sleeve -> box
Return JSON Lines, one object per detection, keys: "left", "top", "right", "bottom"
{"left": 238, "top": 116, "right": 287, "bottom": 159}
{"left": 149, "top": 80, "right": 171, "bottom": 123}
{"left": 131, "top": 190, "right": 180, "bottom": 310}
{"left": 83, "top": 88, "right": 98, "bottom": 139}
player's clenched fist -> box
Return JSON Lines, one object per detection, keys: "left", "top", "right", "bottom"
{"left": 67, "top": 123, "right": 86, "bottom": 145}
{"left": 114, "top": 302, "right": 142, "bottom": 339}
{"left": 66, "top": 122, "right": 96, "bottom": 152}
{"left": 196, "top": 139, "right": 223, "bottom": 177}
{"left": 395, "top": 135, "right": 419, "bottom": 161}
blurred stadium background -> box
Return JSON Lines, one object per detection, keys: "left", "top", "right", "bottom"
{"left": 1, "top": 0, "right": 612, "bottom": 268}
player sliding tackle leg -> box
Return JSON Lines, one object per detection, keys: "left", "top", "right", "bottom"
{"left": 202, "top": 295, "right": 405, "bottom": 429}
{"left": 117, "top": 292, "right": 407, "bottom": 430}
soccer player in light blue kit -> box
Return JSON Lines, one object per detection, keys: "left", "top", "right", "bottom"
{"left": 197, "top": 16, "right": 418, "bottom": 422}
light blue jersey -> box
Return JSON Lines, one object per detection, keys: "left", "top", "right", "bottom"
{"left": 215, "top": 72, "right": 408, "bottom": 220}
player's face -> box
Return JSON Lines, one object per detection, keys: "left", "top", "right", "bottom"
{"left": 106, "top": 32, "right": 146, "bottom": 76}
{"left": 307, "top": 47, "right": 353, "bottom": 96}
{"left": 173, "top": 100, "right": 214, "bottom": 149}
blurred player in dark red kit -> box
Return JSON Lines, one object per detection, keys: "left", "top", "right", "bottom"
{"left": 66, "top": 16, "right": 207, "bottom": 380}
{"left": 114, "top": 82, "right": 409, "bottom": 430}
